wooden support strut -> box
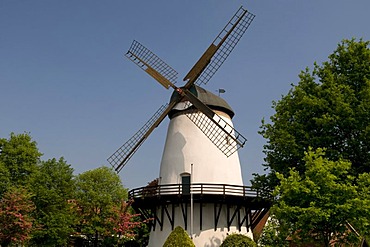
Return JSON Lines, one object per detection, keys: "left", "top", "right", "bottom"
{"left": 160, "top": 205, "right": 164, "bottom": 231}
{"left": 180, "top": 202, "right": 188, "bottom": 230}
{"left": 199, "top": 201, "right": 203, "bottom": 231}
{"left": 239, "top": 206, "right": 249, "bottom": 230}
{"left": 227, "top": 204, "right": 240, "bottom": 231}
{"left": 163, "top": 204, "right": 174, "bottom": 230}
{"left": 214, "top": 203, "right": 223, "bottom": 231}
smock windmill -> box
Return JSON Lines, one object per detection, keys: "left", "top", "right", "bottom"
{"left": 108, "top": 6, "right": 270, "bottom": 247}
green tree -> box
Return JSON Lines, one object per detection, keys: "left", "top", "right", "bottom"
{"left": 126, "top": 215, "right": 151, "bottom": 247}
{"left": 75, "top": 166, "right": 128, "bottom": 246}
{"left": 272, "top": 148, "right": 370, "bottom": 246}
{"left": 254, "top": 39, "right": 370, "bottom": 191}
{"left": 0, "top": 161, "right": 10, "bottom": 196}
{"left": 30, "top": 158, "right": 77, "bottom": 246}
{"left": 353, "top": 172, "right": 370, "bottom": 240}
{"left": 257, "top": 215, "right": 287, "bottom": 247}
{"left": 0, "top": 133, "right": 41, "bottom": 245}
{"left": 163, "top": 226, "right": 195, "bottom": 247}
{"left": 0, "top": 133, "right": 42, "bottom": 193}
{"left": 220, "top": 233, "right": 256, "bottom": 247}
{"left": 111, "top": 200, "right": 143, "bottom": 245}
{"left": 0, "top": 187, "right": 36, "bottom": 247}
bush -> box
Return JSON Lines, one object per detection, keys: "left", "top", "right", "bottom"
{"left": 163, "top": 226, "right": 195, "bottom": 247}
{"left": 220, "top": 233, "right": 256, "bottom": 247}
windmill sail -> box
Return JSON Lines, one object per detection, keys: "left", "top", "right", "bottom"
{"left": 184, "top": 6, "right": 255, "bottom": 88}
{"left": 126, "top": 40, "right": 178, "bottom": 89}
{"left": 108, "top": 103, "right": 174, "bottom": 172}
{"left": 183, "top": 101, "right": 247, "bottom": 157}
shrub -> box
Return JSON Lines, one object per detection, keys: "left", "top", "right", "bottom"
{"left": 163, "top": 226, "right": 195, "bottom": 247}
{"left": 220, "top": 233, "right": 256, "bottom": 247}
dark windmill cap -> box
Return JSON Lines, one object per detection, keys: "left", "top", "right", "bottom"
{"left": 169, "top": 85, "right": 235, "bottom": 119}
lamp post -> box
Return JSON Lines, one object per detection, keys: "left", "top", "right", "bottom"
{"left": 190, "top": 163, "right": 194, "bottom": 240}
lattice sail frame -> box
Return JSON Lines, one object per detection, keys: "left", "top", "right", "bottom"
{"left": 126, "top": 40, "right": 178, "bottom": 89}
{"left": 186, "top": 6, "right": 255, "bottom": 86}
{"left": 183, "top": 102, "right": 246, "bottom": 157}
{"left": 107, "top": 104, "right": 169, "bottom": 173}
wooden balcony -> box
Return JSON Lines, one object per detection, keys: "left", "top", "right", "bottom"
{"left": 129, "top": 183, "right": 271, "bottom": 231}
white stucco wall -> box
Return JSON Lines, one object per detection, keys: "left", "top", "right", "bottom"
{"left": 159, "top": 111, "right": 244, "bottom": 186}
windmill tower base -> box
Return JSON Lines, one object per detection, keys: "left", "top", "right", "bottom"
{"left": 129, "top": 184, "right": 270, "bottom": 247}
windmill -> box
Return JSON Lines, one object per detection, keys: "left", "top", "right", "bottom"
{"left": 108, "top": 6, "right": 270, "bottom": 247}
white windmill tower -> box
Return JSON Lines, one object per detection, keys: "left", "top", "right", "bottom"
{"left": 108, "top": 6, "right": 269, "bottom": 247}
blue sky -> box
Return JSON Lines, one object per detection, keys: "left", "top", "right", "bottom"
{"left": 1, "top": 1, "right": 370, "bottom": 189}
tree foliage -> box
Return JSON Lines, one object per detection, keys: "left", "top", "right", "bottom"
{"left": 0, "top": 133, "right": 41, "bottom": 192}
{"left": 108, "top": 199, "right": 143, "bottom": 245}
{"left": 0, "top": 133, "right": 40, "bottom": 246}
{"left": 272, "top": 148, "right": 370, "bottom": 246}
{"left": 30, "top": 158, "right": 77, "bottom": 246}
{"left": 220, "top": 233, "right": 256, "bottom": 247}
{"left": 254, "top": 39, "right": 370, "bottom": 191}
{"left": 0, "top": 133, "right": 82, "bottom": 246}
{"left": 0, "top": 160, "right": 10, "bottom": 196}
{"left": 0, "top": 187, "right": 36, "bottom": 247}
{"left": 162, "top": 226, "right": 195, "bottom": 247}
{"left": 354, "top": 172, "right": 370, "bottom": 238}
{"left": 257, "top": 216, "right": 287, "bottom": 247}
{"left": 0, "top": 132, "right": 146, "bottom": 245}
{"left": 75, "top": 166, "right": 128, "bottom": 244}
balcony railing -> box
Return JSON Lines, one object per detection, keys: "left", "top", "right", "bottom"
{"left": 129, "top": 183, "right": 261, "bottom": 199}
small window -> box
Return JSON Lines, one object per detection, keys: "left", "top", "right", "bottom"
{"left": 181, "top": 174, "right": 191, "bottom": 195}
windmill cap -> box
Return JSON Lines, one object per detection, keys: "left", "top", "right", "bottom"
{"left": 169, "top": 85, "right": 235, "bottom": 119}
